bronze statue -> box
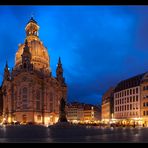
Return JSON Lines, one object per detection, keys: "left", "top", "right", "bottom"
{"left": 58, "top": 97, "right": 67, "bottom": 122}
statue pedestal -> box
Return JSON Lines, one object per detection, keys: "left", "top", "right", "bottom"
{"left": 49, "top": 122, "right": 72, "bottom": 128}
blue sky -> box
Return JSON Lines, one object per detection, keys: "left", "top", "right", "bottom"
{"left": 0, "top": 6, "right": 148, "bottom": 105}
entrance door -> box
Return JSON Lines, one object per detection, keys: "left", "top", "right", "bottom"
{"left": 22, "top": 115, "right": 27, "bottom": 123}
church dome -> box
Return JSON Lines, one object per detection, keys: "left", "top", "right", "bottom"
{"left": 15, "top": 17, "right": 50, "bottom": 72}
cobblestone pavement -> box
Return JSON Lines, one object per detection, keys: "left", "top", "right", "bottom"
{"left": 0, "top": 125, "right": 148, "bottom": 143}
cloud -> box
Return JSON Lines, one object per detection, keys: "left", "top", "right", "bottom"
{"left": 0, "top": 6, "right": 148, "bottom": 105}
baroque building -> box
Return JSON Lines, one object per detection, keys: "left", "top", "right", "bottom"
{"left": 1, "top": 17, "right": 67, "bottom": 125}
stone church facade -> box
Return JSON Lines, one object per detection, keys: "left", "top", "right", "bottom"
{"left": 1, "top": 17, "right": 67, "bottom": 125}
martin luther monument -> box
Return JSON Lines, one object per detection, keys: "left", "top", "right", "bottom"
{"left": 58, "top": 97, "right": 68, "bottom": 122}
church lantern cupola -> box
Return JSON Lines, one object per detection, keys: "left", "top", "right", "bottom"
{"left": 25, "top": 17, "right": 39, "bottom": 39}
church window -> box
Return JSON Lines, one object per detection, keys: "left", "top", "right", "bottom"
{"left": 49, "top": 92, "right": 53, "bottom": 112}
{"left": 22, "top": 87, "right": 28, "bottom": 109}
{"left": 36, "top": 91, "right": 40, "bottom": 110}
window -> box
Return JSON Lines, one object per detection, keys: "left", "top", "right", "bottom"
{"left": 127, "top": 90, "right": 129, "bottom": 95}
{"left": 143, "top": 111, "right": 145, "bottom": 116}
{"left": 130, "top": 89, "right": 132, "bottom": 95}
{"left": 130, "top": 104, "right": 132, "bottom": 110}
{"left": 22, "top": 87, "right": 28, "bottom": 109}
{"left": 133, "top": 89, "right": 135, "bottom": 94}
{"left": 127, "top": 105, "right": 129, "bottom": 110}
{"left": 136, "top": 88, "right": 138, "bottom": 94}
{"left": 136, "top": 96, "right": 138, "bottom": 102}
{"left": 36, "top": 91, "right": 40, "bottom": 110}
{"left": 125, "top": 98, "right": 126, "bottom": 104}
{"left": 143, "top": 86, "right": 146, "bottom": 91}
{"left": 133, "top": 96, "right": 135, "bottom": 102}
{"left": 130, "top": 97, "right": 132, "bottom": 102}
{"left": 143, "top": 102, "right": 145, "bottom": 107}
{"left": 127, "top": 97, "right": 129, "bottom": 103}
{"left": 122, "top": 92, "right": 123, "bottom": 97}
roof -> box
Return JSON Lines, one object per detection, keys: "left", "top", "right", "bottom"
{"left": 102, "top": 87, "right": 114, "bottom": 99}
{"left": 27, "top": 17, "right": 37, "bottom": 25}
{"left": 114, "top": 72, "right": 146, "bottom": 92}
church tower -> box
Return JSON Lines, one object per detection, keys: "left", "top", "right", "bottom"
{"left": 4, "top": 61, "right": 10, "bottom": 81}
{"left": 56, "top": 57, "right": 65, "bottom": 85}
{"left": 21, "top": 39, "right": 32, "bottom": 70}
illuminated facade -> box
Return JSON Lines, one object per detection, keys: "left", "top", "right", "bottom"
{"left": 1, "top": 17, "right": 67, "bottom": 125}
{"left": 140, "top": 73, "right": 148, "bottom": 126}
{"left": 114, "top": 73, "right": 145, "bottom": 125}
{"left": 101, "top": 87, "right": 114, "bottom": 124}
{"left": 67, "top": 102, "right": 101, "bottom": 123}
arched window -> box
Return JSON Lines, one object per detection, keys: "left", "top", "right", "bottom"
{"left": 22, "top": 87, "right": 27, "bottom": 109}
{"left": 49, "top": 92, "right": 53, "bottom": 112}
{"left": 36, "top": 90, "right": 40, "bottom": 110}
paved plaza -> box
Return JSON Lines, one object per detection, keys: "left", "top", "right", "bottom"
{"left": 0, "top": 125, "right": 148, "bottom": 143}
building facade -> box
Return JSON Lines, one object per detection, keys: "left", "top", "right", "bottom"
{"left": 0, "top": 87, "right": 3, "bottom": 122}
{"left": 1, "top": 17, "right": 67, "bottom": 125}
{"left": 67, "top": 102, "right": 101, "bottom": 123}
{"left": 140, "top": 73, "right": 148, "bottom": 126}
{"left": 114, "top": 73, "right": 145, "bottom": 125}
{"left": 101, "top": 87, "right": 114, "bottom": 124}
